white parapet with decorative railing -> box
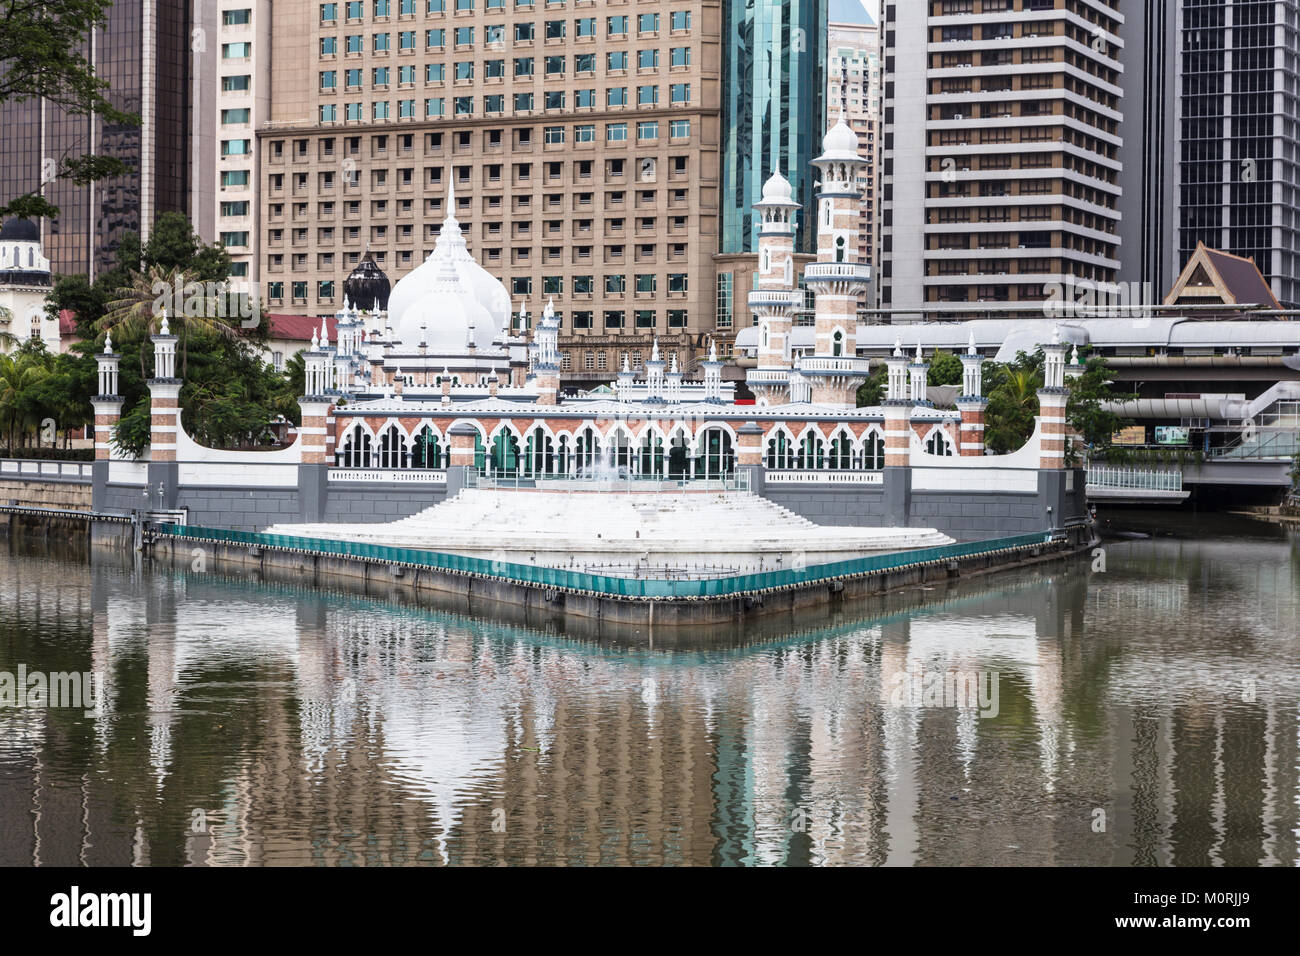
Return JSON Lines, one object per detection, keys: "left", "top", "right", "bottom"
{"left": 764, "top": 470, "right": 883, "bottom": 485}
{"left": 0, "top": 459, "right": 94, "bottom": 481}
{"left": 0, "top": 460, "right": 94, "bottom": 481}
{"left": 1087, "top": 466, "right": 1183, "bottom": 492}
{"left": 328, "top": 469, "right": 448, "bottom": 483}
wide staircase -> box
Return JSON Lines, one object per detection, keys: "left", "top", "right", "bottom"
{"left": 265, "top": 488, "right": 952, "bottom": 574}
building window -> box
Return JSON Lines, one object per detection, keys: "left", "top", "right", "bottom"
{"left": 604, "top": 311, "right": 624, "bottom": 329}
{"left": 637, "top": 121, "right": 658, "bottom": 140}
{"left": 670, "top": 10, "right": 690, "bottom": 30}
{"left": 635, "top": 310, "right": 655, "bottom": 328}
{"left": 667, "top": 309, "right": 687, "bottom": 328}
{"left": 544, "top": 126, "right": 564, "bottom": 144}
{"left": 670, "top": 119, "right": 690, "bottom": 139}
{"left": 606, "top": 122, "right": 627, "bottom": 142}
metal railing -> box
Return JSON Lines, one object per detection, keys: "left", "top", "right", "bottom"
{"left": 1086, "top": 466, "right": 1183, "bottom": 492}
{"left": 154, "top": 523, "right": 1052, "bottom": 600}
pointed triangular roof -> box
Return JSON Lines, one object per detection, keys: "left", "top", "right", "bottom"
{"left": 1164, "top": 242, "right": 1282, "bottom": 310}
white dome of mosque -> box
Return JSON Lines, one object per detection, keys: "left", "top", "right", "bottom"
{"left": 816, "top": 113, "right": 863, "bottom": 162}
{"left": 386, "top": 185, "right": 512, "bottom": 347}
{"left": 398, "top": 249, "right": 496, "bottom": 352}
{"left": 760, "top": 169, "right": 796, "bottom": 204}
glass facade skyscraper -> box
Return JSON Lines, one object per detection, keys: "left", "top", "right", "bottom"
{"left": 0, "top": 0, "right": 191, "bottom": 279}
{"left": 1177, "top": 0, "right": 1300, "bottom": 307}
{"left": 720, "top": 0, "right": 827, "bottom": 255}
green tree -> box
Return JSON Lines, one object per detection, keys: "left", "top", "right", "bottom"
{"left": 0, "top": 0, "right": 137, "bottom": 221}
{"left": 1066, "top": 349, "right": 1132, "bottom": 460}
{"left": 984, "top": 357, "right": 1042, "bottom": 454}
{"left": 855, "top": 362, "right": 887, "bottom": 407}
{"left": 927, "top": 350, "right": 963, "bottom": 387}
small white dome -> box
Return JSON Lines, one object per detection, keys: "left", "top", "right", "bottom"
{"left": 822, "top": 117, "right": 859, "bottom": 156}
{"left": 761, "top": 170, "right": 794, "bottom": 203}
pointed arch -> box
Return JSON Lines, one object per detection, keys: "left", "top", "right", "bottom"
{"left": 922, "top": 424, "right": 955, "bottom": 457}
{"left": 860, "top": 425, "right": 886, "bottom": 470}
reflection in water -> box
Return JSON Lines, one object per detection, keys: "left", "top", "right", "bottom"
{"left": 0, "top": 516, "right": 1297, "bottom": 866}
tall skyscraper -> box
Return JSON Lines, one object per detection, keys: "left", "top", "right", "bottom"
{"left": 1175, "top": 0, "right": 1300, "bottom": 308}
{"left": 1116, "top": 0, "right": 1178, "bottom": 302}
{"left": 714, "top": 0, "right": 826, "bottom": 350}
{"left": 258, "top": 0, "right": 722, "bottom": 383}
{"left": 191, "top": 1, "right": 274, "bottom": 288}
{"left": 0, "top": 0, "right": 192, "bottom": 279}
{"left": 827, "top": 0, "right": 881, "bottom": 273}
{"left": 879, "top": 0, "right": 1124, "bottom": 313}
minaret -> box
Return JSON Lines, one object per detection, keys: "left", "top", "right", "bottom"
{"left": 745, "top": 169, "right": 803, "bottom": 406}
{"left": 956, "top": 332, "right": 988, "bottom": 456}
{"left": 908, "top": 341, "right": 930, "bottom": 406}
{"left": 644, "top": 337, "right": 665, "bottom": 403}
{"left": 92, "top": 333, "right": 123, "bottom": 464}
{"left": 701, "top": 340, "right": 724, "bottom": 403}
{"left": 533, "top": 297, "right": 560, "bottom": 405}
{"left": 616, "top": 353, "right": 635, "bottom": 402}
{"left": 883, "top": 339, "right": 911, "bottom": 469}
{"left": 801, "top": 113, "right": 872, "bottom": 407}
{"left": 1038, "top": 326, "right": 1069, "bottom": 470}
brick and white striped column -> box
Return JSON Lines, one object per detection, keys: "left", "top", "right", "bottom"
{"left": 449, "top": 423, "right": 478, "bottom": 468}
{"left": 883, "top": 343, "right": 912, "bottom": 468}
{"left": 297, "top": 400, "right": 333, "bottom": 466}
{"left": 1039, "top": 332, "right": 1069, "bottom": 470}
{"left": 92, "top": 342, "right": 122, "bottom": 461}
{"left": 956, "top": 336, "right": 986, "bottom": 455}
{"left": 148, "top": 324, "right": 180, "bottom": 463}
{"left": 736, "top": 423, "right": 763, "bottom": 467}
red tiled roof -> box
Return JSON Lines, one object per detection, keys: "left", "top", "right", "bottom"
{"left": 267, "top": 313, "right": 338, "bottom": 342}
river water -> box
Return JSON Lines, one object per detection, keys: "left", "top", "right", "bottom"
{"left": 0, "top": 513, "right": 1296, "bottom": 866}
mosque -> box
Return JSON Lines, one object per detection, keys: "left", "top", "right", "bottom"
{"left": 90, "top": 116, "right": 1090, "bottom": 553}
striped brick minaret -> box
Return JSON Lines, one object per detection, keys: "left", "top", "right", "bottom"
{"left": 956, "top": 332, "right": 988, "bottom": 456}
{"left": 92, "top": 334, "right": 123, "bottom": 462}
{"left": 883, "top": 340, "right": 912, "bottom": 468}
{"left": 148, "top": 317, "right": 180, "bottom": 464}
{"left": 1039, "top": 327, "right": 1069, "bottom": 470}
{"left": 746, "top": 170, "right": 803, "bottom": 406}
{"left": 801, "top": 113, "right": 872, "bottom": 407}
{"left": 533, "top": 298, "right": 560, "bottom": 405}
{"left": 299, "top": 326, "right": 335, "bottom": 466}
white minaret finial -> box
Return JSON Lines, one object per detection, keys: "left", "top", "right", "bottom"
{"left": 343, "top": 295, "right": 351, "bottom": 311}
{"left": 893, "top": 337, "right": 903, "bottom": 358}
{"left": 652, "top": 338, "right": 660, "bottom": 362}
{"left": 1052, "top": 324, "right": 1061, "bottom": 345}
{"left": 708, "top": 340, "right": 717, "bottom": 363}
{"left": 320, "top": 321, "right": 329, "bottom": 347}
{"left": 159, "top": 308, "right": 169, "bottom": 337}
{"left": 915, "top": 340, "right": 923, "bottom": 361}
{"left": 968, "top": 330, "right": 977, "bottom": 356}
{"left": 104, "top": 331, "right": 113, "bottom": 354}
{"left": 1071, "top": 344, "right": 1081, "bottom": 366}
{"left": 622, "top": 354, "right": 630, "bottom": 373}
{"left": 446, "top": 179, "right": 456, "bottom": 219}
{"left": 311, "top": 326, "right": 319, "bottom": 349}
{"left": 670, "top": 352, "right": 679, "bottom": 374}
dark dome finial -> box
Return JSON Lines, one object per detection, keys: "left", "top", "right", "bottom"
{"left": 343, "top": 250, "right": 390, "bottom": 312}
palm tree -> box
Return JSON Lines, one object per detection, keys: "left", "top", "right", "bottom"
{"left": 100, "top": 264, "right": 241, "bottom": 378}
{"left": 0, "top": 352, "right": 50, "bottom": 451}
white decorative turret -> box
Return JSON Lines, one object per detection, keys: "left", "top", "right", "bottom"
{"left": 702, "top": 339, "right": 724, "bottom": 403}
{"left": 957, "top": 330, "right": 988, "bottom": 457}
{"left": 747, "top": 167, "right": 804, "bottom": 406}
{"left": 908, "top": 341, "right": 930, "bottom": 406}
{"left": 616, "top": 353, "right": 635, "bottom": 402}
{"left": 799, "top": 110, "right": 872, "bottom": 408}
{"left": 644, "top": 337, "right": 666, "bottom": 403}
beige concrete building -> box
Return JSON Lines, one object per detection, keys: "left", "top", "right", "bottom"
{"left": 828, "top": 1, "right": 881, "bottom": 274}
{"left": 257, "top": 0, "right": 721, "bottom": 384}
{"left": 880, "top": 0, "right": 1124, "bottom": 313}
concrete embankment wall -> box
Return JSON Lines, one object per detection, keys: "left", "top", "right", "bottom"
{"left": 0, "top": 478, "right": 92, "bottom": 511}
{"left": 98, "top": 481, "right": 450, "bottom": 531}
{"left": 144, "top": 525, "right": 1093, "bottom": 628}
{"left": 759, "top": 474, "right": 1087, "bottom": 541}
